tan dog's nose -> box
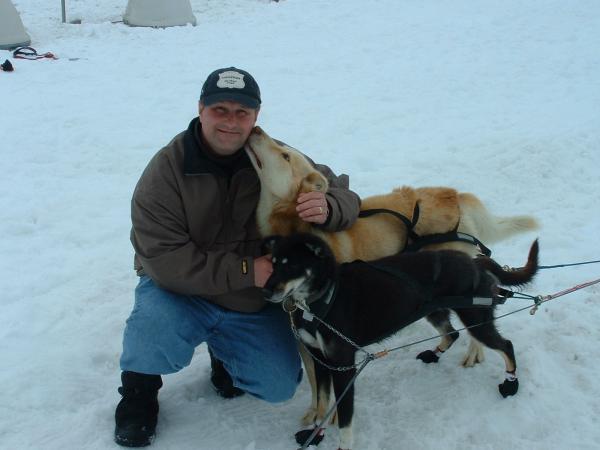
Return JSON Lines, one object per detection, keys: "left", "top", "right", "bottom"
{"left": 252, "top": 126, "right": 263, "bottom": 136}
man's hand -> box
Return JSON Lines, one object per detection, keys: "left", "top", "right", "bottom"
{"left": 254, "top": 254, "right": 273, "bottom": 287}
{"left": 297, "top": 192, "right": 329, "bottom": 225}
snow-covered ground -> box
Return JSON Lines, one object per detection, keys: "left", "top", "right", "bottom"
{"left": 1, "top": 1, "right": 599, "bottom": 449}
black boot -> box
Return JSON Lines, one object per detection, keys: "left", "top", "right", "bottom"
{"left": 209, "top": 348, "right": 245, "bottom": 399}
{"left": 114, "top": 371, "right": 162, "bottom": 447}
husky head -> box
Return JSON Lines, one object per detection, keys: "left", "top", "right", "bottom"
{"left": 245, "top": 126, "right": 328, "bottom": 200}
{"left": 262, "top": 233, "right": 335, "bottom": 307}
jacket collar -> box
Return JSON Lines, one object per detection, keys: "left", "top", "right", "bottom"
{"left": 183, "top": 117, "right": 253, "bottom": 176}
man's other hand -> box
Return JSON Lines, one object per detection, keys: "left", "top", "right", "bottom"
{"left": 254, "top": 254, "right": 273, "bottom": 287}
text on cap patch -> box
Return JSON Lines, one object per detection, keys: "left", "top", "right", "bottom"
{"left": 217, "top": 71, "right": 246, "bottom": 89}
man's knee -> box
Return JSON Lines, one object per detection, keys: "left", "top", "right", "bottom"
{"left": 250, "top": 360, "right": 303, "bottom": 403}
{"left": 120, "top": 278, "right": 205, "bottom": 374}
{"left": 121, "top": 313, "right": 196, "bottom": 374}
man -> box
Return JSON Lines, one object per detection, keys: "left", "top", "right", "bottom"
{"left": 114, "top": 67, "right": 361, "bottom": 447}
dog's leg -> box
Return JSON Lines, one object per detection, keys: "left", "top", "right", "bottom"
{"left": 461, "top": 337, "right": 486, "bottom": 367}
{"left": 454, "top": 305, "right": 486, "bottom": 367}
{"left": 315, "top": 362, "right": 333, "bottom": 424}
{"left": 417, "top": 309, "right": 460, "bottom": 363}
{"left": 299, "top": 345, "right": 320, "bottom": 425}
{"left": 454, "top": 308, "right": 518, "bottom": 397}
{"left": 331, "top": 367, "right": 356, "bottom": 450}
{"left": 495, "top": 340, "right": 519, "bottom": 398}
{"left": 295, "top": 354, "right": 332, "bottom": 447}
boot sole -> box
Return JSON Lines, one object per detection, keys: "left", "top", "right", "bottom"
{"left": 114, "top": 432, "right": 154, "bottom": 447}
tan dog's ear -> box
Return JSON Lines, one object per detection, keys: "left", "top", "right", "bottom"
{"left": 299, "top": 171, "right": 328, "bottom": 194}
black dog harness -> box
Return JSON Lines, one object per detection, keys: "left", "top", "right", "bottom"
{"left": 294, "top": 204, "right": 495, "bottom": 336}
{"left": 358, "top": 203, "right": 492, "bottom": 257}
{"left": 295, "top": 261, "right": 512, "bottom": 336}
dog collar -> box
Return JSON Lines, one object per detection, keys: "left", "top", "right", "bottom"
{"left": 296, "top": 280, "right": 338, "bottom": 336}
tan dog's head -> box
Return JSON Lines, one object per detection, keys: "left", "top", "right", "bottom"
{"left": 245, "top": 126, "right": 328, "bottom": 200}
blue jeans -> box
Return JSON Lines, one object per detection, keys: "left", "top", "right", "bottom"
{"left": 120, "top": 276, "right": 301, "bottom": 403}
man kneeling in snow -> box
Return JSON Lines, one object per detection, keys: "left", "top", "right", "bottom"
{"left": 114, "top": 67, "right": 361, "bottom": 447}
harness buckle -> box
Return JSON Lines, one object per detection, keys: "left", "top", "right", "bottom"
{"left": 529, "top": 295, "right": 544, "bottom": 315}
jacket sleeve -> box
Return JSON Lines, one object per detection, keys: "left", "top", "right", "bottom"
{"left": 130, "top": 153, "right": 256, "bottom": 297}
{"left": 308, "top": 159, "right": 362, "bottom": 232}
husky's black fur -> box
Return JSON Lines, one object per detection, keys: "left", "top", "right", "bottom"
{"left": 263, "top": 233, "right": 539, "bottom": 450}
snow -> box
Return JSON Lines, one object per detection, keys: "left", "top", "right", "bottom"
{"left": 1, "top": 1, "right": 599, "bottom": 449}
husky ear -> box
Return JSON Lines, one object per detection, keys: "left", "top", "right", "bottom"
{"left": 262, "top": 235, "right": 281, "bottom": 253}
{"left": 305, "top": 242, "right": 325, "bottom": 258}
{"left": 299, "top": 171, "right": 328, "bottom": 194}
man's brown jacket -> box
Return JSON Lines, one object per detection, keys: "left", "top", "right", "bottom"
{"left": 131, "top": 118, "right": 361, "bottom": 312}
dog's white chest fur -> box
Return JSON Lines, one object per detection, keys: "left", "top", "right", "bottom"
{"left": 297, "top": 327, "right": 330, "bottom": 356}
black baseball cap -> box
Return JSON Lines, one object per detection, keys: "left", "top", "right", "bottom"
{"left": 200, "top": 67, "right": 261, "bottom": 109}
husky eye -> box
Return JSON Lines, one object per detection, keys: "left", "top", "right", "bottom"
{"left": 282, "top": 153, "right": 290, "bottom": 162}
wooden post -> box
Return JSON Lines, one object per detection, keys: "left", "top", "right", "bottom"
{"left": 61, "top": 0, "right": 66, "bottom": 23}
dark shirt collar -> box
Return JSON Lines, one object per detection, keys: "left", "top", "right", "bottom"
{"left": 183, "top": 117, "right": 253, "bottom": 176}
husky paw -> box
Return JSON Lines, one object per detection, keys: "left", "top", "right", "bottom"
{"left": 295, "top": 427, "right": 325, "bottom": 446}
{"left": 417, "top": 350, "right": 440, "bottom": 363}
{"left": 499, "top": 378, "right": 519, "bottom": 398}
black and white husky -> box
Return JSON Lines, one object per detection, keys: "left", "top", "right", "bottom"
{"left": 263, "top": 233, "right": 539, "bottom": 450}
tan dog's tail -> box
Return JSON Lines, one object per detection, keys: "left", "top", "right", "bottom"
{"left": 458, "top": 193, "right": 539, "bottom": 244}
{"left": 489, "top": 215, "right": 539, "bottom": 240}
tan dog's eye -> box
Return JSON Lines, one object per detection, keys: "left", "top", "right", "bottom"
{"left": 282, "top": 153, "right": 290, "bottom": 162}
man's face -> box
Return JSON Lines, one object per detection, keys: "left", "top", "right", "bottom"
{"left": 199, "top": 101, "right": 259, "bottom": 156}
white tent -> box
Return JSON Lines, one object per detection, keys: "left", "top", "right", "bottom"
{"left": 0, "top": 0, "right": 31, "bottom": 50}
{"left": 123, "top": 0, "right": 196, "bottom": 27}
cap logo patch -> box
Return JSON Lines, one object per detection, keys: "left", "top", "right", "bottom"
{"left": 217, "top": 71, "right": 245, "bottom": 89}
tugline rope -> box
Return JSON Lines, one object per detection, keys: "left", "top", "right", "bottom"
{"left": 296, "top": 276, "right": 599, "bottom": 449}
{"left": 528, "top": 277, "right": 600, "bottom": 315}
{"left": 508, "top": 258, "right": 600, "bottom": 271}
{"left": 539, "top": 260, "right": 600, "bottom": 269}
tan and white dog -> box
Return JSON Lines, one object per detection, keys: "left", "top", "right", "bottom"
{"left": 245, "top": 126, "right": 538, "bottom": 426}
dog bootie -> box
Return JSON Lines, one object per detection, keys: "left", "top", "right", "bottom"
{"left": 499, "top": 371, "right": 519, "bottom": 397}
{"left": 416, "top": 350, "right": 440, "bottom": 363}
{"left": 417, "top": 346, "right": 444, "bottom": 363}
{"left": 114, "top": 371, "right": 162, "bottom": 447}
{"left": 295, "top": 426, "right": 326, "bottom": 446}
